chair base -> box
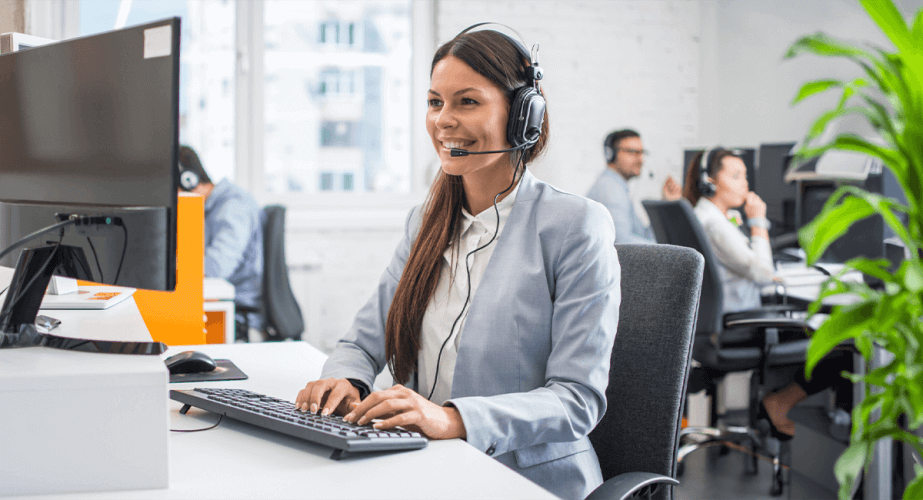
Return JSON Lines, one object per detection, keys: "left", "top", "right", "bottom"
{"left": 678, "top": 422, "right": 786, "bottom": 497}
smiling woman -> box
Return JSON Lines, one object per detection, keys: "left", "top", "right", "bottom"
{"left": 294, "top": 24, "right": 621, "bottom": 500}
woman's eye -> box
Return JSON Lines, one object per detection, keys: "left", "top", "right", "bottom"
{"left": 428, "top": 98, "right": 442, "bottom": 107}
{"left": 461, "top": 97, "right": 478, "bottom": 105}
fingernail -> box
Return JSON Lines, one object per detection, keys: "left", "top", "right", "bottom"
{"left": 310, "top": 403, "right": 318, "bottom": 413}
{"left": 344, "top": 413, "right": 354, "bottom": 423}
{"left": 373, "top": 422, "right": 382, "bottom": 429}
{"left": 321, "top": 408, "right": 330, "bottom": 416}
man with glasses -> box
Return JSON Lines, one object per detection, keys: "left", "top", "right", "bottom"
{"left": 586, "top": 129, "right": 682, "bottom": 244}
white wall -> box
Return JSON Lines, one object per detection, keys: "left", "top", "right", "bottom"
{"left": 699, "top": 0, "right": 923, "bottom": 148}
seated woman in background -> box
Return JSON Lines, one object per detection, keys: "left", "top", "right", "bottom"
{"left": 683, "top": 148, "right": 852, "bottom": 439}
{"left": 682, "top": 147, "right": 775, "bottom": 313}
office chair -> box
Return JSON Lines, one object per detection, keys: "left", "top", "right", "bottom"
{"left": 236, "top": 205, "right": 305, "bottom": 342}
{"left": 585, "top": 244, "right": 703, "bottom": 500}
{"left": 642, "top": 199, "right": 811, "bottom": 497}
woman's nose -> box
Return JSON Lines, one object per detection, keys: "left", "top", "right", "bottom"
{"left": 434, "top": 106, "right": 456, "bottom": 128}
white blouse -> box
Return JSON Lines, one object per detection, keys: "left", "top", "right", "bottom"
{"left": 417, "top": 181, "right": 521, "bottom": 405}
{"left": 694, "top": 197, "right": 775, "bottom": 313}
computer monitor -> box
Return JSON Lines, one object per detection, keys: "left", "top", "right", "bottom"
{"left": 682, "top": 147, "right": 756, "bottom": 200}
{"left": 0, "top": 32, "right": 55, "bottom": 53}
{"left": 755, "top": 142, "right": 797, "bottom": 234}
{"left": 0, "top": 19, "right": 180, "bottom": 347}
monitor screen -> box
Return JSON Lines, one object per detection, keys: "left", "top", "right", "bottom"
{"left": 755, "top": 142, "right": 797, "bottom": 233}
{"left": 0, "top": 19, "right": 180, "bottom": 292}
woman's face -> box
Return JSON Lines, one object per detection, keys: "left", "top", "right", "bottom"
{"left": 711, "top": 156, "right": 749, "bottom": 208}
{"left": 426, "top": 55, "right": 512, "bottom": 177}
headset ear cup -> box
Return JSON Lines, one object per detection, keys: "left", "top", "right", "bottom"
{"left": 604, "top": 145, "right": 615, "bottom": 164}
{"left": 507, "top": 86, "right": 546, "bottom": 149}
{"left": 180, "top": 170, "right": 199, "bottom": 191}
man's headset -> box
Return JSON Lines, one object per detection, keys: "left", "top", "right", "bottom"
{"left": 603, "top": 131, "right": 619, "bottom": 164}
{"left": 448, "top": 22, "right": 546, "bottom": 158}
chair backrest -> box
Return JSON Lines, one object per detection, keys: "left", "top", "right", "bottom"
{"left": 589, "top": 244, "right": 703, "bottom": 500}
{"left": 261, "top": 205, "right": 304, "bottom": 340}
{"left": 643, "top": 199, "right": 723, "bottom": 335}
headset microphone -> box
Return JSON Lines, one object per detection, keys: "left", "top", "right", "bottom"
{"left": 450, "top": 143, "right": 528, "bottom": 157}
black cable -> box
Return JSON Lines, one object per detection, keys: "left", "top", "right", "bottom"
{"left": 427, "top": 150, "right": 526, "bottom": 401}
{"left": 171, "top": 414, "right": 223, "bottom": 433}
{"left": 0, "top": 219, "right": 77, "bottom": 263}
{"left": 113, "top": 224, "right": 128, "bottom": 284}
{"left": 0, "top": 286, "right": 8, "bottom": 298}
{"left": 86, "top": 237, "right": 104, "bottom": 283}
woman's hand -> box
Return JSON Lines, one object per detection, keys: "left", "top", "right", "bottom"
{"left": 744, "top": 192, "right": 767, "bottom": 219}
{"left": 662, "top": 176, "right": 682, "bottom": 201}
{"left": 295, "top": 378, "right": 360, "bottom": 417}
{"left": 344, "top": 385, "right": 467, "bottom": 440}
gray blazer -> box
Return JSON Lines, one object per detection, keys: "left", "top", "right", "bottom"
{"left": 321, "top": 170, "right": 621, "bottom": 500}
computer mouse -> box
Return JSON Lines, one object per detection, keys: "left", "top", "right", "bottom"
{"left": 165, "top": 350, "right": 218, "bottom": 375}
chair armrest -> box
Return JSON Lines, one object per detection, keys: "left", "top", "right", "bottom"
{"left": 234, "top": 303, "right": 260, "bottom": 314}
{"left": 723, "top": 316, "right": 808, "bottom": 330}
{"left": 584, "top": 472, "right": 679, "bottom": 500}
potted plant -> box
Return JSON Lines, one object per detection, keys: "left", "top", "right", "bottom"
{"left": 785, "top": 0, "right": 923, "bottom": 498}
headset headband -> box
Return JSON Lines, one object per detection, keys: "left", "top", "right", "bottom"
{"left": 457, "top": 22, "right": 542, "bottom": 89}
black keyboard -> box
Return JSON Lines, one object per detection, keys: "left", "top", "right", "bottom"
{"left": 170, "top": 388, "right": 427, "bottom": 460}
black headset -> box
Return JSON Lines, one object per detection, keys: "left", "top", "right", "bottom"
{"left": 178, "top": 163, "right": 199, "bottom": 191}
{"left": 697, "top": 147, "right": 719, "bottom": 198}
{"left": 603, "top": 131, "right": 618, "bottom": 164}
{"left": 458, "top": 23, "right": 546, "bottom": 151}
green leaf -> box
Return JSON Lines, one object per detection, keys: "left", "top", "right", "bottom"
{"left": 785, "top": 33, "right": 871, "bottom": 60}
{"left": 799, "top": 191, "right": 876, "bottom": 263}
{"left": 861, "top": 0, "right": 912, "bottom": 54}
{"left": 907, "top": 472, "right": 923, "bottom": 500}
{"left": 799, "top": 184, "right": 914, "bottom": 265}
{"left": 835, "top": 441, "right": 870, "bottom": 500}
{"left": 913, "top": 7, "right": 923, "bottom": 41}
{"left": 844, "top": 257, "right": 898, "bottom": 284}
{"left": 793, "top": 79, "right": 843, "bottom": 104}
{"left": 806, "top": 301, "right": 876, "bottom": 376}
{"left": 901, "top": 260, "right": 923, "bottom": 292}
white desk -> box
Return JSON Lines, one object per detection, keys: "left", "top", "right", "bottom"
{"left": 9, "top": 341, "right": 556, "bottom": 500}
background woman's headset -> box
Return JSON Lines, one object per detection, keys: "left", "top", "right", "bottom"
{"left": 697, "top": 147, "right": 719, "bottom": 198}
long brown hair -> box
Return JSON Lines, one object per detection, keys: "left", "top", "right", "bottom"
{"left": 682, "top": 148, "right": 738, "bottom": 207}
{"left": 384, "top": 30, "right": 551, "bottom": 384}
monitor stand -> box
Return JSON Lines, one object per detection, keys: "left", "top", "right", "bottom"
{"left": 0, "top": 244, "right": 166, "bottom": 354}
{"left": 0, "top": 244, "right": 57, "bottom": 348}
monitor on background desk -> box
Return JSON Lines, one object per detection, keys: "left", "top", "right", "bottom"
{"left": 0, "top": 18, "right": 181, "bottom": 343}
{"left": 755, "top": 142, "right": 798, "bottom": 237}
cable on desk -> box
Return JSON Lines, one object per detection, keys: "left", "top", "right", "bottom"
{"left": 171, "top": 414, "right": 223, "bottom": 433}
